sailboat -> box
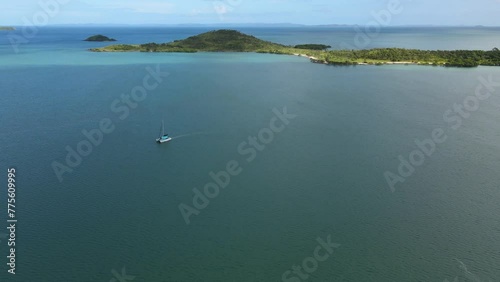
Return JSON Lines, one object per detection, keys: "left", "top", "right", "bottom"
{"left": 156, "top": 120, "right": 172, "bottom": 143}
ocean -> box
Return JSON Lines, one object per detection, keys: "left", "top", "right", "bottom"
{"left": 0, "top": 27, "right": 500, "bottom": 281}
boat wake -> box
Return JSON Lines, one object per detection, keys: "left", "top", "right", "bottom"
{"left": 171, "top": 132, "right": 206, "bottom": 140}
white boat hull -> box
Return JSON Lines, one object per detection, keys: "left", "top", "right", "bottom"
{"left": 156, "top": 120, "right": 171, "bottom": 143}
{"left": 156, "top": 137, "right": 172, "bottom": 143}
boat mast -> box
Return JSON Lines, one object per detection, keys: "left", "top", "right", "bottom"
{"left": 159, "top": 120, "right": 164, "bottom": 137}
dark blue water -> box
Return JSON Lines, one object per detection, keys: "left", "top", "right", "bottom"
{"left": 0, "top": 27, "right": 500, "bottom": 281}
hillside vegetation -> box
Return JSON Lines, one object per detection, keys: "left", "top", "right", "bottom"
{"left": 84, "top": 35, "right": 116, "bottom": 42}
{"left": 294, "top": 44, "right": 331, "bottom": 50}
{"left": 314, "top": 48, "right": 500, "bottom": 67}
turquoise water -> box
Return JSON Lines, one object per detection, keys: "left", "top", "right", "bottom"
{"left": 1, "top": 27, "right": 500, "bottom": 281}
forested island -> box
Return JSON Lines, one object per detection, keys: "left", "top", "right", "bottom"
{"left": 84, "top": 35, "right": 116, "bottom": 42}
{"left": 89, "top": 30, "right": 500, "bottom": 67}
{"left": 0, "top": 26, "right": 15, "bottom": 31}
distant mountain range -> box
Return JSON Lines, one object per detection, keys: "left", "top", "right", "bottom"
{"left": 43, "top": 23, "right": 500, "bottom": 28}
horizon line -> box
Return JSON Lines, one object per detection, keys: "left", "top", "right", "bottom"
{"left": 2, "top": 23, "right": 500, "bottom": 28}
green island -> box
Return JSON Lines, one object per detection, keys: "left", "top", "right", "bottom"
{"left": 0, "top": 26, "right": 15, "bottom": 31}
{"left": 84, "top": 34, "right": 117, "bottom": 42}
{"left": 90, "top": 29, "right": 500, "bottom": 67}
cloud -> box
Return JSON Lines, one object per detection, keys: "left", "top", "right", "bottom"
{"left": 213, "top": 4, "right": 229, "bottom": 15}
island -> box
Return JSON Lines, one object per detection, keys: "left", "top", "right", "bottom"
{"left": 89, "top": 29, "right": 500, "bottom": 67}
{"left": 0, "top": 26, "right": 15, "bottom": 31}
{"left": 84, "top": 35, "right": 116, "bottom": 42}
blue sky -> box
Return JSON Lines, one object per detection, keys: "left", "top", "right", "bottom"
{"left": 1, "top": 0, "right": 499, "bottom": 26}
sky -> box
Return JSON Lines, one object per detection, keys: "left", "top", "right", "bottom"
{"left": 1, "top": 0, "right": 499, "bottom": 26}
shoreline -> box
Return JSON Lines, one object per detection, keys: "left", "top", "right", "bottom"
{"left": 293, "top": 53, "right": 319, "bottom": 60}
{"left": 293, "top": 53, "right": 424, "bottom": 66}
{"left": 87, "top": 49, "right": 490, "bottom": 68}
{"left": 88, "top": 29, "right": 500, "bottom": 68}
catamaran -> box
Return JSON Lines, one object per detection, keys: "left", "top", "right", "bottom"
{"left": 156, "top": 120, "right": 172, "bottom": 143}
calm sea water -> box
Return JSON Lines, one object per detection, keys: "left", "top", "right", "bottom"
{"left": 1, "top": 27, "right": 500, "bottom": 281}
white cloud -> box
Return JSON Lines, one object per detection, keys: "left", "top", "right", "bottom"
{"left": 213, "top": 4, "right": 229, "bottom": 15}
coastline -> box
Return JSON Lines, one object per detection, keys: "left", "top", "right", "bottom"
{"left": 293, "top": 53, "right": 424, "bottom": 66}
{"left": 293, "top": 53, "right": 319, "bottom": 61}
{"left": 88, "top": 30, "right": 500, "bottom": 68}
{"left": 88, "top": 48, "right": 498, "bottom": 68}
